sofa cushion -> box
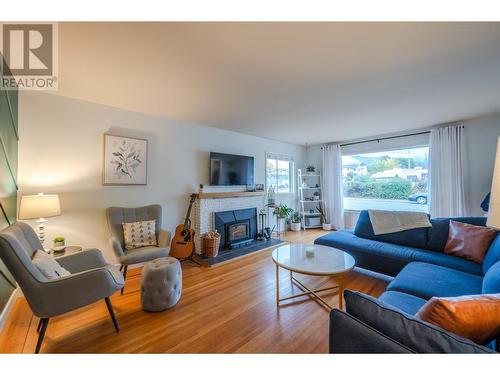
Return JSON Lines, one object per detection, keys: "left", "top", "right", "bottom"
{"left": 411, "top": 246, "right": 483, "bottom": 276}
{"left": 354, "top": 210, "right": 428, "bottom": 249}
{"left": 387, "top": 262, "right": 483, "bottom": 299}
{"left": 444, "top": 220, "right": 497, "bottom": 264}
{"left": 415, "top": 293, "right": 500, "bottom": 345}
{"left": 315, "top": 230, "right": 421, "bottom": 276}
{"left": 426, "top": 217, "right": 488, "bottom": 252}
{"left": 483, "top": 261, "right": 500, "bottom": 294}
{"left": 32, "top": 250, "right": 71, "bottom": 280}
{"left": 122, "top": 220, "right": 157, "bottom": 250}
{"left": 314, "top": 230, "right": 483, "bottom": 276}
{"left": 483, "top": 234, "right": 500, "bottom": 274}
{"left": 120, "top": 245, "right": 169, "bottom": 265}
{"left": 329, "top": 309, "right": 415, "bottom": 353}
{"left": 378, "top": 291, "right": 427, "bottom": 315}
{"left": 344, "top": 290, "right": 494, "bottom": 353}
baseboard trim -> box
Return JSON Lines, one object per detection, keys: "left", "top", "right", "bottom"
{"left": 0, "top": 287, "right": 21, "bottom": 333}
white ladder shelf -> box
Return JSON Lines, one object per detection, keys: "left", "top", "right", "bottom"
{"left": 297, "top": 169, "right": 323, "bottom": 229}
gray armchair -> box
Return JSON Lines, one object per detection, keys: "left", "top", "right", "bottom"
{"left": 0, "top": 222, "right": 124, "bottom": 353}
{"left": 106, "top": 205, "right": 170, "bottom": 294}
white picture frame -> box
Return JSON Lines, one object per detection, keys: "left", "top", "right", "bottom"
{"left": 102, "top": 134, "right": 148, "bottom": 185}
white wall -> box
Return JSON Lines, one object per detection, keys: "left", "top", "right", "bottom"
{"left": 306, "top": 112, "right": 500, "bottom": 221}
{"left": 463, "top": 113, "right": 500, "bottom": 215}
{"left": 18, "top": 92, "right": 306, "bottom": 263}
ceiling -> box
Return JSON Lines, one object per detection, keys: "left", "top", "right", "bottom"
{"left": 55, "top": 22, "right": 500, "bottom": 145}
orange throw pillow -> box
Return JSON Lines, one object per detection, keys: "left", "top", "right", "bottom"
{"left": 444, "top": 220, "right": 497, "bottom": 263}
{"left": 416, "top": 294, "right": 500, "bottom": 344}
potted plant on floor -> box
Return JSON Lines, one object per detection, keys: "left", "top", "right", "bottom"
{"left": 316, "top": 204, "right": 332, "bottom": 231}
{"left": 290, "top": 211, "right": 302, "bottom": 231}
{"left": 273, "top": 203, "right": 294, "bottom": 233}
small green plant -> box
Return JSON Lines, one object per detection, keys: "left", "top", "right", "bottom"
{"left": 273, "top": 203, "right": 294, "bottom": 219}
{"left": 306, "top": 165, "right": 316, "bottom": 173}
{"left": 54, "top": 236, "right": 65, "bottom": 243}
{"left": 291, "top": 211, "right": 301, "bottom": 223}
{"left": 313, "top": 191, "right": 320, "bottom": 197}
{"left": 316, "top": 204, "right": 328, "bottom": 223}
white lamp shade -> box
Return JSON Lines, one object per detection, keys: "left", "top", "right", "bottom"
{"left": 19, "top": 194, "right": 61, "bottom": 220}
{"left": 487, "top": 137, "right": 500, "bottom": 230}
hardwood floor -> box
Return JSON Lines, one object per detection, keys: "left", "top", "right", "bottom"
{"left": 0, "top": 229, "right": 389, "bottom": 353}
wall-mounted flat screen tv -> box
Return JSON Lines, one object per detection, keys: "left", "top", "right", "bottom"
{"left": 210, "top": 152, "right": 254, "bottom": 186}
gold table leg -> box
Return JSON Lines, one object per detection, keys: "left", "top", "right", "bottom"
{"left": 275, "top": 263, "right": 280, "bottom": 306}
{"left": 338, "top": 273, "right": 344, "bottom": 310}
{"left": 275, "top": 265, "right": 344, "bottom": 311}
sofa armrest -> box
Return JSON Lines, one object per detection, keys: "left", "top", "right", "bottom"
{"left": 56, "top": 248, "right": 107, "bottom": 273}
{"left": 36, "top": 266, "right": 124, "bottom": 317}
{"left": 109, "top": 236, "right": 125, "bottom": 258}
{"left": 158, "top": 229, "right": 170, "bottom": 248}
{"left": 329, "top": 309, "right": 415, "bottom": 353}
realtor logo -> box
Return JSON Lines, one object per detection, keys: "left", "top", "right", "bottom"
{"left": 1, "top": 23, "right": 58, "bottom": 90}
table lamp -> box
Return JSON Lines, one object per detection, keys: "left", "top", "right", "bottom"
{"left": 487, "top": 137, "right": 500, "bottom": 230}
{"left": 19, "top": 193, "right": 61, "bottom": 245}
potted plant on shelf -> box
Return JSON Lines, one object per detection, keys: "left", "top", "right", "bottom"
{"left": 273, "top": 203, "right": 294, "bottom": 233}
{"left": 290, "top": 211, "right": 302, "bottom": 231}
{"left": 316, "top": 204, "right": 332, "bottom": 231}
{"left": 313, "top": 191, "right": 320, "bottom": 200}
{"left": 306, "top": 165, "right": 316, "bottom": 174}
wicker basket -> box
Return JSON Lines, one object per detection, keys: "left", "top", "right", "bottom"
{"left": 203, "top": 235, "right": 221, "bottom": 257}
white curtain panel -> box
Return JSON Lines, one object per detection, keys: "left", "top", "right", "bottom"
{"left": 322, "top": 144, "right": 344, "bottom": 229}
{"left": 429, "top": 125, "right": 468, "bottom": 218}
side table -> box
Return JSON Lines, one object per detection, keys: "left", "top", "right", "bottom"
{"left": 50, "top": 245, "right": 83, "bottom": 258}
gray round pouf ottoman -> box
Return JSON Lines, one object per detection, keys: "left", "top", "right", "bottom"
{"left": 141, "top": 257, "right": 182, "bottom": 312}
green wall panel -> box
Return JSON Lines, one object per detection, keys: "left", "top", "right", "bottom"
{"left": 0, "top": 53, "right": 18, "bottom": 314}
{"left": 0, "top": 91, "right": 18, "bottom": 185}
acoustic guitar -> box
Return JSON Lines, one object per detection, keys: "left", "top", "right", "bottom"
{"left": 170, "top": 194, "right": 197, "bottom": 260}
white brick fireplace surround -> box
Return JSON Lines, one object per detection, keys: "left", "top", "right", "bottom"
{"left": 192, "top": 192, "right": 265, "bottom": 254}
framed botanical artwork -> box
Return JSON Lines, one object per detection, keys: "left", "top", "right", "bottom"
{"left": 103, "top": 134, "right": 148, "bottom": 185}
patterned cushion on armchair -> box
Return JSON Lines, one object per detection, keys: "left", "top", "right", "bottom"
{"left": 122, "top": 220, "right": 157, "bottom": 250}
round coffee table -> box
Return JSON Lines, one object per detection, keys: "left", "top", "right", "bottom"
{"left": 271, "top": 243, "right": 355, "bottom": 310}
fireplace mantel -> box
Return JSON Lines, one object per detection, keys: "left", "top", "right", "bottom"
{"left": 194, "top": 191, "right": 265, "bottom": 199}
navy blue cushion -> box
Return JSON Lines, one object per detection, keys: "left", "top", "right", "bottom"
{"left": 483, "top": 234, "right": 500, "bottom": 274}
{"left": 329, "top": 309, "right": 415, "bottom": 353}
{"left": 387, "top": 262, "right": 483, "bottom": 299}
{"left": 314, "top": 230, "right": 483, "bottom": 276}
{"left": 483, "top": 261, "right": 500, "bottom": 294}
{"left": 344, "top": 290, "right": 494, "bottom": 353}
{"left": 426, "top": 217, "right": 488, "bottom": 252}
{"left": 315, "top": 230, "right": 421, "bottom": 276}
{"left": 411, "top": 247, "right": 483, "bottom": 276}
{"left": 354, "top": 210, "right": 429, "bottom": 249}
{"left": 378, "top": 291, "right": 427, "bottom": 315}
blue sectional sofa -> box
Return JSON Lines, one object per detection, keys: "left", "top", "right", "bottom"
{"left": 314, "top": 211, "right": 500, "bottom": 353}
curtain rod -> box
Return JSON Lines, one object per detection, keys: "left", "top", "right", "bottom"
{"left": 321, "top": 130, "right": 431, "bottom": 149}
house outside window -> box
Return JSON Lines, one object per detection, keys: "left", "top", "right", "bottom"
{"left": 342, "top": 146, "right": 429, "bottom": 212}
{"left": 266, "top": 153, "right": 294, "bottom": 194}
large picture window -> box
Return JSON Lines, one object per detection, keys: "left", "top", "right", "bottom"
{"left": 342, "top": 146, "right": 429, "bottom": 212}
{"left": 266, "top": 153, "right": 294, "bottom": 193}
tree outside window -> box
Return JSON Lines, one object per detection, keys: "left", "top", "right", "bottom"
{"left": 342, "top": 147, "right": 429, "bottom": 212}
